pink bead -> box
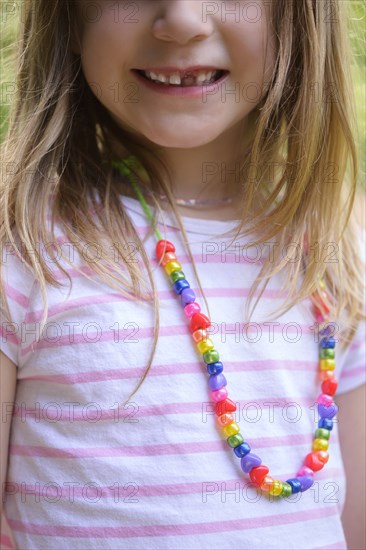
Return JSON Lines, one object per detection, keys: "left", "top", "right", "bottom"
{"left": 211, "top": 387, "right": 228, "bottom": 402}
{"left": 315, "top": 310, "right": 325, "bottom": 323}
{"left": 297, "top": 466, "right": 314, "bottom": 477}
{"left": 317, "top": 393, "right": 334, "bottom": 406}
{"left": 184, "top": 302, "right": 201, "bottom": 317}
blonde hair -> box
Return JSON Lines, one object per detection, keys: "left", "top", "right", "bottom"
{"left": 1, "top": 0, "right": 365, "bottom": 404}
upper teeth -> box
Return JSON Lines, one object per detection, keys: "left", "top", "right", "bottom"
{"left": 143, "top": 70, "right": 219, "bottom": 85}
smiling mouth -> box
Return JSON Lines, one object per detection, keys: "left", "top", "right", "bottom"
{"left": 135, "top": 69, "right": 227, "bottom": 87}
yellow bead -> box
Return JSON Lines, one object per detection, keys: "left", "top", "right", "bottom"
{"left": 164, "top": 260, "right": 182, "bottom": 275}
{"left": 222, "top": 422, "right": 240, "bottom": 437}
{"left": 268, "top": 480, "right": 283, "bottom": 496}
{"left": 196, "top": 338, "right": 214, "bottom": 353}
{"left": 320, "top": 359, "right": 335, "bottom": 371}
{"left": 312, "top": 438, "right": 329, "bottom": 451}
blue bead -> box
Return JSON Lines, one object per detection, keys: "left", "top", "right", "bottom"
{"left": 208, "top": 373, "right": 227, "bottom": 391}
{"left": 320, "top": 336, "right": 335, "bottom": 348}
{"left": 286, "top": 478, "right": 302, "bottom": 494}
{"left": 318, "top": 418, "right": 333, "bottom": 430}
{"left": 298, "top": 475, "right": 314, "bottom": 492}
{"left": 181, "top": 288, "right": 196, "bottom": 306}
{"left": 173, "top": 279, "right": 190, "bottom": 295}
{"left": 234, "top": 442, "right": 251, "bottom": 458}
{"left": 206, "top": 361, "right": 223, "bottom": 375}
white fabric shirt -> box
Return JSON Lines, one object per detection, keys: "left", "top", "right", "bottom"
{"left": 1, "top": 195, "right": 365, "bottom": 550}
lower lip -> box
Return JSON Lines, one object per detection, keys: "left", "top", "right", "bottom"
{"left": 132, "top": 70, "right": 229, "bottom": 97}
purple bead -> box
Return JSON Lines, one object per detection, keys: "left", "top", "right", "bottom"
{"left": 181, "top": 288, "right": 196, "bottom": 306}
{"left": 208, "top": 373, "right": 227, "bottom": 391}
{"left": 319, "top": 323, "right": 336, "bottom": 337}
{"left": 298, "top": 475, "right": 314, "bottom": 492}
{"left": 240, "top": 453, "right": 262, "bottom": 473}
{"left": 318, "top": 403, "right": 338, "bottom": 419}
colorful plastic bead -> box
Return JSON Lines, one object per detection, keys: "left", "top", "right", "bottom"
{"left": 260, "top": 475, "right": 275, "bottom": 492}
{"left": 184, "top": 302, "right": 201, "bottom": 317}
{"left": 181, "top": 287, "right": 196, "bottom": 305}
{"left": 192, "top": 329, "right": 208, "bottom": 343}
{"left": 268, "top": 480, "right": 284, "bottom": 496}
{"left": 197, "top": 338, "right": 214, "bottom": 354}
{"left": 215, "top": 398, "right": 236, "bottom": 416}
{"left": 280, "top": 482, "right": 293, "bottom": 497}
{"left": 211, "top": 387, "right": 228, "bottom": 402}
{"left": 208, "top": 373, "right": 227, "bottom": 391}
{"left": 320, "top": 370, "right": 335, "bottom": 382}
{"left": 170, "top": 270, "right": 185, "bottom": 283}
{"left": 312, "top": 438, "right": 329, "bottom": 451}
{"left": 217, "top": 413, "right": 234, "bottom": 427}
{"left": 233, "top": 443, "right": 251, "bottom": 458}
{"left": 318, "top": 418, "right": 333, "bottom": 430}
{"left": 321, "top": 378, "right": 338, "bottom": 396}
{"left": 241, "top": 453, "right": 262, "bottom": 473}
{"left": 298, "top": 475, "right": 314, "bottom": 492}
{"left": 286, "top": 478, "right": 301, "bottom": 494}
{"left": 156, "top": 240, "right": 175, "bottom": 260}
{"left": 250, "top": 465, "right": 270, "bottom": 486}
{"left": 317, "top": 393, "right": 333, "bottom": 406}
{"left": 297, "top": 466, "right": 314, "bottom": 477}
{"left": 315, "top": 428, "right": 330, "bottom": 440}
{"left": 320, "top": 347, "right": 335, "bottom": 359}
{"left": 305, "top": 451, "right": 329, "bottom": 471}
{"left": 206, "top": 361, "right": 223, "bottom": 375}
{"left": 320, "top": 359, "right": 335, "bottom": 371}
{"left": 318, "top": 402, "right": 338, "bottom": 419}
{"left": 173, "top": 279, "right": 190, "bottom": 294}
{"left": 227, "top": 434, "right": 244, "bottom": 448}
{"left": 222, "top": 422, "right": 240, "bottom": 438}
{"left": 320, "top": 336, "right": 335, "bottom": 348}
{"left": 190, "top": 313, "right": 211, "bottom": 333}
{"left": 161, "top": 252, "right": 176, "bottom": 266}
{"left": 165, "top": 260, "right": 182, "bottom": 275}
{"left": 203, "top": 349, "right": 219, "bottom": 363}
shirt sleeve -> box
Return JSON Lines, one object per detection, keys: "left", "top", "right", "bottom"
{"left": 0, "top": 243, "right": 36, "bottom": 366}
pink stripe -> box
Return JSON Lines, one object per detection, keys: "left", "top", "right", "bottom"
{"left": 11, "top": 395, "right": 317, "bottom": 422}
{"left": 7, "top": 505, "right": 338, "bottom": 539}
{"left": 0, "top": 326, "right": 20, "bottom": 346}
{"left": 20, "top": 358, "right": 317, "bottom": 385}
{"left": 340, "top": 364, "right": 365, "bottom": 379}
{"left": 10, "top": 432, "right": 338, "bottom": 459}
{"left": 20, "top": 321, "right": 316, "bottom": 355}
{"left": 3, "top": 282, "right": 29, "bottom": 308}
{"left": 5, "top": 467, "right": 342, "bottom": 501}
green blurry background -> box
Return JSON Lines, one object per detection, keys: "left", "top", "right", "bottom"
{"left": 0, "top": 1, "right": 365, "bottom": 181}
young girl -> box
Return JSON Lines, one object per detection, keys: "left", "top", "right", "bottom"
{"left": 1, "top": 1, "right": 365, "bottom": 549}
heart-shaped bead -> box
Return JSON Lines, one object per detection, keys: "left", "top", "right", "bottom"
{"left": 249, "top": 465, "right": 269, "bottom": 486}
{"left": 215, "top": 398, "right": 236, "bottom": 416}
{"left": 241, "top": 453, "right": 262, "bottom": 474}
{"left": 189, "top": 313, "right": 211, "bottom": 333}
{"left": 298, "top": 475, "right": 314, "bottom": 491}
{"left": 305, "top": 451, "right": 329, "bottom": 471}
{"left": 321, "top": 378, "right": 338, "bottom": 396}
{"left": 318, "top": 403, "right": 338, "bottom": 419}
{"left": 156, "top": 240, "right": 175, "bottom": 260}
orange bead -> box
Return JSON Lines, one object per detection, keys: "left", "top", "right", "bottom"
{"left": 216, "top": 413, "right": 234, "bottom": 427}
{"left": 260, "top": 475, "right": 275, "bottom": 492}
{"left": 192, "top": 329, "right": 208, "bottom": 343}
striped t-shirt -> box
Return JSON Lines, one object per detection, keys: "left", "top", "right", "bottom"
{"left": 1, "top": 194, "right": 365, "bottom": 550}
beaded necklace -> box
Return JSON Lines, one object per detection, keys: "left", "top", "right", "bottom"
{"left": 112, "top": 155, "right": 338, "bottom": 499}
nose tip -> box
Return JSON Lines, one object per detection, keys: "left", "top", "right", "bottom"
{"left": 152, "top": 1, "right": 214, "bottom": 45}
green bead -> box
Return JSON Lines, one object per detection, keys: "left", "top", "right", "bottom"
{"left": 280, "top": 482, "right": 292, "bottom": 497}
{"left": 320, "top": 347, "right": 335, "bottom": 359}
{"left": 315, "top": 428, "right": 330, "bottom": 440}
{"left": 227, "top": 433, "right": 244, "bottom": 448}
{"left": 203, "top": 349, "right": 219, "bottom": 363}
{"left": 169, "top": 270, "right": 185, "bottom": 283}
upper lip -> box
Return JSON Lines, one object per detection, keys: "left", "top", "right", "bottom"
{"left": 135, "top": 66, "right": 226, "bottom": 77}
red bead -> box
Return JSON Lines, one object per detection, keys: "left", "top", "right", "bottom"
{"left": 249, "top": 465, "right": 269, "bottom": 486}
{"left": 321, "top": 378, "right": 338, "bottom": 396}
{"left": 189, "top": 312, "right": 211, "bottom": 333}
{"left": 156, "top": 240, "right": 175, "bottom": 261}
{"left": 305, "top": 451, "right": 329, "bottom": 472}
{"left": 215, "top": 398, "right": 236, "bottom": 416}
